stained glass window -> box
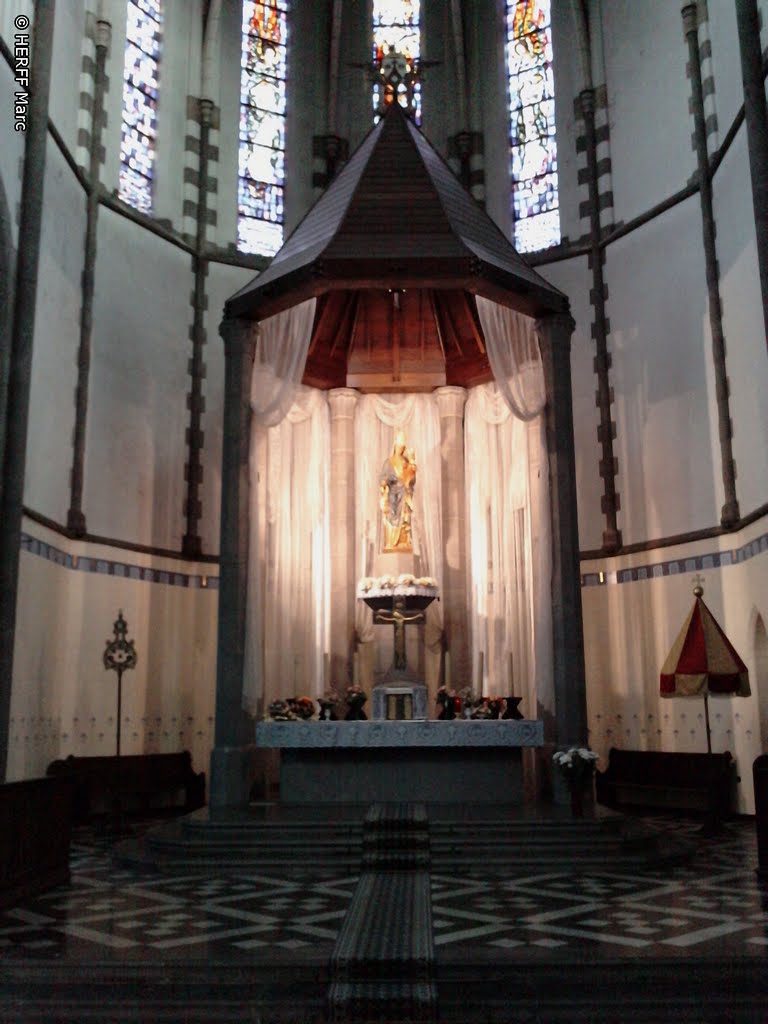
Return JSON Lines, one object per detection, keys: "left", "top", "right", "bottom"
{"left": 239, "top": 1, "right": 287, "bottom": 257}
{"left": 119, "top": 0, "right": 162, "bottom": 214}
{"left": 372, "top": 0, "right": 421, "bottom": 124}
{"left": 506, "top": 0, "right": 560, "bottom": 252}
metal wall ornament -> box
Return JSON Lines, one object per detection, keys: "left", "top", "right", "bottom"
{"left": 103, "top": 610, "right": 138, "bottom": 756}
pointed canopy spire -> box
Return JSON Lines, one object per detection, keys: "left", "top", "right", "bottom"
{"left": 226, "top": 102, "right": 568, "bottom": 321}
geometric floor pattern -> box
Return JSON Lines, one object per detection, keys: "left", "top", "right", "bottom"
{"left": 433, "top": 816, "right": 768, "bottom": 960}
{"left": 1, "top": 814, "right": 765, "bottom": 965}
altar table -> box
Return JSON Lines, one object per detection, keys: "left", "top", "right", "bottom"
{"left": 255, "top": 719, "right": 543, "bottom": 804}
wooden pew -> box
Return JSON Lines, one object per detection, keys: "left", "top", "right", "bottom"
{"left": 0, "top": 776, "right": 75, "bottom": 909}
{"left": 596, "top": 747, "right": 736, "bottom": 816}
{"left": 46, "top": 751, "right": 205, "bottom": 822}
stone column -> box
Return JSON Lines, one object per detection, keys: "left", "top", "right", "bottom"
{"left": 682, "top": 3, "right": 740, "bottom": 527}
{"left": 0, "top": 0, "right": 56, "bottom": 781}
{"left": 209, "top": 314, "right": 257, "bottom": 812}
{"left": 328, "top": 388, "right": 359, "bottom": 689}
{"left": 537, "top": 313, "right": 588, "bottom": 751}
{"left": 735, "top": 0, "right": 768, "bottom": 351}
{"left": 580, "top": 87, "right": 621, "bottom": 553}
{"left": 67, "top": 15, "right": 110, "bottom": 536}
{"left": 434, "top": 387, "right": 469, "bottom": 701}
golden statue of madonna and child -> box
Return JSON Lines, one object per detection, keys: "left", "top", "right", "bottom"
{"left": 379, "top": 429, "right": 417, "bottom": 553}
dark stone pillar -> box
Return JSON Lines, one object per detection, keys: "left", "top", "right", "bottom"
{"left": 0, "top": 174, "right": 14, "bottom": 510}
{"left": 182, "top": 97, "right": 213, "bottom": 558}
{"left": 68, "top": 16, "right": 110, "bottom": 536}
{"left": 0, "top": 0, "right": 56, "bottom": 781}
{"left": 735, "top": 0, "right": 768, "bottom": 352}
{"left": 209, "top": 314, "right": 257, "bottom": 811}
{"left": 580, "top": 88, "right": 621, "bottom": 553}
{"left": 537, "top": 312, "right": 588, "bottom": 751}
{"left": 682, "top": 3, "right": 740, "bottom": 528}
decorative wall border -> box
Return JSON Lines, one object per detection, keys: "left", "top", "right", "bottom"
{"left": 20, "top": 527, "right": 765, "bottom": 593}
{"left": 20, "top": 533, "right": 218, "bottom": 589}
{"left": 581, "top": 531, "right": 767, "bottom": 587}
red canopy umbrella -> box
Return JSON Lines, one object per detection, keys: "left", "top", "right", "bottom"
{"left": 660, "top": 582, "right": 750, "bottom": 753}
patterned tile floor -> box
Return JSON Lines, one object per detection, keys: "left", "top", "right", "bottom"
{"left": 1, "top": 814, "right": 765, "bottom": 965}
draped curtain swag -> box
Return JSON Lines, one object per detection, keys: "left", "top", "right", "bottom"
{"left": 466, "top": 299, "right": 553, "bottom": 720}
{"left": 244, "top": 299, "right": 326, "bottom": 715}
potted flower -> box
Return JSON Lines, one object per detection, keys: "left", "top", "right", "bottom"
{"left": 267, "top": 699, "right": 297, "bottom": 721}
{"left": 345, "top": 684, "right": 368, "bottom": 721}
{"left": 552, "top": 747, "right": 599, "bottom": 817}
{"left": 318, "top": 690, "right": 339, "bottom": 721}
{"left": 436, "top": 685, "right": 457, "bottom": 720}
{"left": 292, "top": 696, "right": 315, "bottom": 720}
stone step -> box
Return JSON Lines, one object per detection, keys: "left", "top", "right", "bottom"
{"left": 327, "top": 980, "right": 437, "bottom": 1023}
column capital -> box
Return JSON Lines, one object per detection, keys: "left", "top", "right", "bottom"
{"left": 220, "top": 314, "right": 257, "bottom": 362}
{"left": 535, "top": 312, "right": 576, "bottom": 344}
{"left": 434, "top": 386, "right": 467, "bottom": 419}
{"left": 681, "top": 3, "right": 698, "bottom": 36}
{"left": 328, "top": 387, "right": 360, "bottom": 420}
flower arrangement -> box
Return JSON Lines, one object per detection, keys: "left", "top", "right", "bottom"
{"left": 267, "top": 699, "right": 296, "bottom": 721}
{"left": 318, "top": 690, "right": 340, "bottom": 721}
{"left": 436, "top": 685, "right": 461, "bottom": 719}
{"left": 290, "top": 696, "right": 315, "bottom": 720}
{"left": 345, "top": 684, "right": 368, "bottom": 721}
{"left": 358, "top": 574, "right": 438, "bottom": 593}
{"left": 553, "top": 746, "right": 599, "bottom": 779}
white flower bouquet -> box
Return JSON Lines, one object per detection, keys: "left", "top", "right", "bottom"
{"left": 552, "top": 746, "right": 599, "bottom": 780}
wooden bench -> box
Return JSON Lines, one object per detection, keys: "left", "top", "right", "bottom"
{"left": 595, "top": 748, "right": 735, "bottom": 816}
{"left": 0, "top": 776, "right": 75, "bottom": 909}
{"left": 46, "top": 751, "right": 205, "bottom": 822}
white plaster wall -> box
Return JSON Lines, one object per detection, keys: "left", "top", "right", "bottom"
{"left": 707, "top": 0, "right": 743, "bottom": 133}
{"left": 199, "top": 260, "right": 253, "bottom": 554}
{"left": 470, "top": 0, "right": 510, "bottom": 239}
{"left": 538, "top": 255, "right": 603, "bottom": 552}
{"left": 0, "top": 0, "right": 34, "bottom": 47}
{"left": 213, "top": 0, "right": 240, "bottom": 250}
{"left": 98, "top": 0, "right": 129, "bottom": 200}
{"left": 153, "top": 0, "right": 203, "bottom": 231}
{"left": 713, "top": 127, "right": 768, "bottom": 519}
{"left": 0, "top": 55, "right": 25, "bottom": 251}
{"left": 550, "top": 0, "right": 585, "bottom": 246}
{"left": 602, "top": 0, "right": 696, "bottom": 226}
{"left": 582, "top": 518, "right": 768, "bottom": 814}
{"left": 606, "top": 195, "right": 718, "bottom": 544}
{"left": 8, "top": 522, "right": 217, "bottom": 781}
{"left": 24, "top": 139, "right": 84, "bottom": 522}
{"left": 48, "top": 0, "right": 87, "bottom": 157}
{"left": 85, "top": 206, "right": 191, "bottom": 549}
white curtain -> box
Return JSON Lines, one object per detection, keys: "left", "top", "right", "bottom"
{"left": 244, "top": 298, "right": 326, "bottom": 715}
{"left": 466, "top": 298, "right": 553, "bottom": 722}
{"left": 250, "top": 298, "right": 317, "bottom": 427}
{"left": 354, "top": 393, "right": 443, "bottom": 682}
{"left": 475, "top": 296, "right": 546, "bottom": 421}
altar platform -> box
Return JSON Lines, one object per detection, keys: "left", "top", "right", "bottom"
{"left": 255, "top": 719, "right": 544, "bottom": 804}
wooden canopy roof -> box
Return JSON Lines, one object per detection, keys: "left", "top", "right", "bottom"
{"left": 226, "top": 102, "right": 569, "bottom": 391}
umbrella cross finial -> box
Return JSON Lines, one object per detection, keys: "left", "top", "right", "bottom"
{"left": 692, "top": 574, "right": 705, "bottom": 597}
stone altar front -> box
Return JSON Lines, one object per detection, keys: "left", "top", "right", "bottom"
{"left": 255, "top": 719, "right": 544, "bottom": 804}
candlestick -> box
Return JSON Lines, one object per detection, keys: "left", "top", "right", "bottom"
{"left": 353, "top": 650, "right": 359, "bottom": 687}
{"left": 444, "top": 650, "right": 451, "bottom": 691}
{"left": 508, "top": 651, "right": 514, "bottom": 692}
{"left": 477, "top": 651, "right": 484, "bottom": 693}
{"left": 324, "top": 652, "right": 330, "bottom": 690}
